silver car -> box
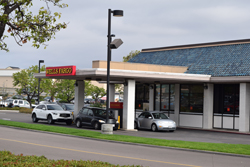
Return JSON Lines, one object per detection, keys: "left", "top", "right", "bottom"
{"left": 135, "top": 111, "right": 176, "bottom": 132}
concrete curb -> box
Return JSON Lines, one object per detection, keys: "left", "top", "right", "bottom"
{"left": 0, "top": 110, "right": 19, "bottom": 113}
{"left": 1, "top": 124, "right": 250, "bottom": 159}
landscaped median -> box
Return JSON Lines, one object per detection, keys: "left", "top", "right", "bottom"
{"left": 0, "top": 120, "right": 250, "bottom": 156}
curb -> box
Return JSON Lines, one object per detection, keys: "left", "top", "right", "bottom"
{"left": 1, "top": 124, "right": 250, "bottom": 159}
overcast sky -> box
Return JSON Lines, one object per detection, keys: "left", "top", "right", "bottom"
{"left": 2, "top": 0, "right": 250, "bottom": 69}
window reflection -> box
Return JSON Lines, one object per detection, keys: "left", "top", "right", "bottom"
{"left": 180, "top": 84, "right": 203, "bottom": 113}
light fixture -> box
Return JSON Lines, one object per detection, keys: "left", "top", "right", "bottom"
{"left": 106, "top": 9, "right": 124, "bottom": 124}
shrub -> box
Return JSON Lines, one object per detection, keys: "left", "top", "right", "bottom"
{"left": 0, "top": 107, "right": 20, "bottom": 110}
{"left": 0, "top": 151, "right": 140, "bottom": 167}
{"left": 19, "top": 107, "right": 33, "bottom": 114}
{"left": 90, "top": 102, "right": 104, "bottom": 108}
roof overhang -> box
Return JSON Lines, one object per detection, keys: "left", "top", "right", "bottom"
{"left": 34, "top": 68, "right": 211, "bottom": 84}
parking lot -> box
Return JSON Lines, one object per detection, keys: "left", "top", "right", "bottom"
{"left": 1, "top": 110, "right": 250, "bottom": 145}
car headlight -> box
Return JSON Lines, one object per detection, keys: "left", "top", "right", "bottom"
{"left": 99, "top": 120, "right": 105, "bottom": 123}
{"left": 52, "top": 112, "right": 58, "bottom": 115}
{"left": 157, "top": 121, "right": 163, "bottom": 125}
{"left": 116, "top": 121, "right": 119, "bottom": 124}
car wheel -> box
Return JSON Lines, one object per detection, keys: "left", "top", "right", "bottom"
{"left": 76, "top": 119, "right": 82, "bottom": 128}
{"left": 151, "top": 124, "right": 158, "bottom": 132}
{"left": 94, "top": 122, "right": 100, "bottom": 130}
{"left": 32, "top": 113, "right": 38, "bottom": 123}
{"left": 47, "top": 115, "right": 54, "bottom": 124}
{"left": 134, "top": 122, "right": 138, "bottom": 129}
{"left": 66, "top": 120, "right": 72, "bottom": 125}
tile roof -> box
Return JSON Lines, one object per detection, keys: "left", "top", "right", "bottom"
{"left": 128, "top": 41, "right": 250, "bottom": 77}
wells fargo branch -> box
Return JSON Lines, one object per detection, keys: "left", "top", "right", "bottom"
{"left": 35, "top": 39, "right": 250, "bottom": 132}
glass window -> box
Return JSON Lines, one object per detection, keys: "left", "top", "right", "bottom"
{"left": 82, "top": 108, "right": 88, "bottom": 115}
{"left": 47, "top": 105, "right": 63, "bottom": 110}
{"left": 180, "top": 84, "right": 203, "bottom": 113}
{"left": 19, "top": 101, "right": 23, "bottom": 104}
{"left": 154, "top": 84, "right": 175, "bottom": 115}
{"left": 88, "top": 110, "right": 93, "bottom": 116}
{"left": 135, "top": 84, "right": 149, "bottom": 110}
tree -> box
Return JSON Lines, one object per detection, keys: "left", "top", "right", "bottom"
{"left": 12, "top": 65, "right": 50, "bottom": 108}
{"left": 56, "top": 79, "right": 75, "bottom": 103}
{"left": 90, "top": 85, "right": 106, "bottom": 102}
{"left": 122, "top": 50, "right": 140, "bottom": 62}
{"left": 0, "top": 0, "right": 68, "bottom": 51}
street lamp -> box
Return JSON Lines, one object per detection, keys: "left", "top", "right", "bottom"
{"left": 106, "top": 9, "right": 123, "bottom": 124}
{"left": 38, "top": 60, "right": 44, "bottom": 104}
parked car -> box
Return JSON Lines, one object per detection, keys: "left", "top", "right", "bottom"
{"left": 134, "top": 111, "right": 176, "bottom": 132}
{"left": 31, "top": 104, "right": 73, "bottom": 125}
{"left": 12, "top": 99, "right": 31, "bottom": 108}
{"left": 0, "top": 99, "right": 13, "bottom": 107}
{"left": 75, "top": 107, "right": 119, "bottom": 130}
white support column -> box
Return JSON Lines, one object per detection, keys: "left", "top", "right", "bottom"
{"left": 239, "top": 83, "right": 250, "bottom": 132}
{"left": 109, "top": 84, "right": 115, "bottom": 104}
{"left": 174, "top": 84, "right": 180, "bottom": 126}
{"left": 74, "top": 80, "right": 85, "bottom": 120}
{"left": 149, "top": 85, "right": 154, "bottom": 111}
{"left": 123, "top": 80, "right": 135, "bottom": 130}
{"left": 203, "top": 83, "right": 214, "bottom": 129}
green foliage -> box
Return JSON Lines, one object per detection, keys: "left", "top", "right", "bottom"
{"left": 0, "top": 150, "right": 138, "bottom": 167}
{"left": 12, "top": 65, "right": 51, "bottom": 108}
{"left": 0, "top": 0, "right": 68, "bottom": 52}
{"left": 90, "top": 86, "right": 106, "bottom": 101}
{"left": 0, "top": 107, "right": 20, "bottom": 110}
{"left": 90, "top": 102, "right": 104, "bottom": 108}
{"left": 56, "top": 79, "right": 75, "bottom": 103}
{"left": 123, "top": 50, "right": 140, "bottom": 62}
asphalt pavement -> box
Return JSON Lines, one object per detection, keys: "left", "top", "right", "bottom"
{"left": 1, "top": 126, "right": 250, "bottom": 167}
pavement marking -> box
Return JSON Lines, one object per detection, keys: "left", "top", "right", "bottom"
{"left": 0, "top": 137, "right": 201, "bottom": 167}
{"left": 2, "top": 118, "right": 11, "bottom": 120}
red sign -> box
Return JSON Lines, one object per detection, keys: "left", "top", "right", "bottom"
{"left": 46, "top": 66, "right": 76, "bottom": 76}
{"left": 110, "top": 102, "right": 123, "bottom": 109}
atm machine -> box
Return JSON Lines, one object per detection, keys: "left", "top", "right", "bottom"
{"left": 110, "top": 102, "right": 123, "bottom": 129}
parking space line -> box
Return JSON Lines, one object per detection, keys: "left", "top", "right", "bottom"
{"left": 0, "top": 137, "right": 201, "bottom": 167}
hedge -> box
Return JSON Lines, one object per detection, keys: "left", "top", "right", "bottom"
{"left": 0, "top": 151, "right": 140, "bottom": 167}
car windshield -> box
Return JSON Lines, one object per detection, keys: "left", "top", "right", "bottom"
{"left": 47, "top": 105, "right": 63, "bottom": 110}
{"left": 93, "top": 109, "right": 112, "bottom": 117}
{"left": 65, "top": 104, "right": 74, "bottom": 110}
{"left": 152, "top": 113, "right": 169, "bottom": 119}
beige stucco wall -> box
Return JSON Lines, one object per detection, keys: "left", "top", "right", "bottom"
{"left": 92, "top": 60, "right": 188, "bottom": 73}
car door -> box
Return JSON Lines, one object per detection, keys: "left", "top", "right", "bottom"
{"left": 40, "top": 105, "right": 47, "bottom": 119}
{"left": 80, "top": 108, "right": 89, "bottom": 125}
{"left": 13, "top": 100, "right": 18, "bottom": 107}
{"left": 18, "top": 100, "right": 24, "bottom": 107}
{"left": 24, "top": 101, "right": 30, "bottom": 108}
{"left": 34, "top": 105, "right": 43, "bottom": 118}
{"left": 138, "top": 112, "right": 146, "bottom": 128}
{"left": 140, "top": 112, "right": 153, "bottom": 129}
{"left": 85, "top": 109, "right": 94, "bottom": 125}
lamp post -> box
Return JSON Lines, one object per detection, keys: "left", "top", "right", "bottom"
{"left": 38, "top": 60, "right": 44, "bottom": 104}
{"left": 106, "top": 9, "right": 123, "bottom": 124}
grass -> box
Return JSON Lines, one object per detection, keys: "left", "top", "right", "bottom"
{"left": 0, "top": 120, "right": 250, "bottom": 156}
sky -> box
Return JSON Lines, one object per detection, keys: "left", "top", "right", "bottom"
{"left": 2, "top": 0, "right": 250, "bottom": 70}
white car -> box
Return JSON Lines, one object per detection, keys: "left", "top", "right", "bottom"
{"left": 31, "top": 104, "right": 73, "bottom": 125}
{"left": 13, "top": 99, "right": 31, "bottom": 108}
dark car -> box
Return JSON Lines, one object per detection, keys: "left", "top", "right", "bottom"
{"left": 75, "top": 107, "right": 119, "bottom": 130}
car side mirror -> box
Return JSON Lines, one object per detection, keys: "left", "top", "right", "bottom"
{"left": 42, "top": 108, "right": 46, "bottom": 110}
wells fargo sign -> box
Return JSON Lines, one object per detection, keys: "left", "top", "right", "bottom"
{"left": 46, "top": 66, "right": 76, "bottom": 76}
